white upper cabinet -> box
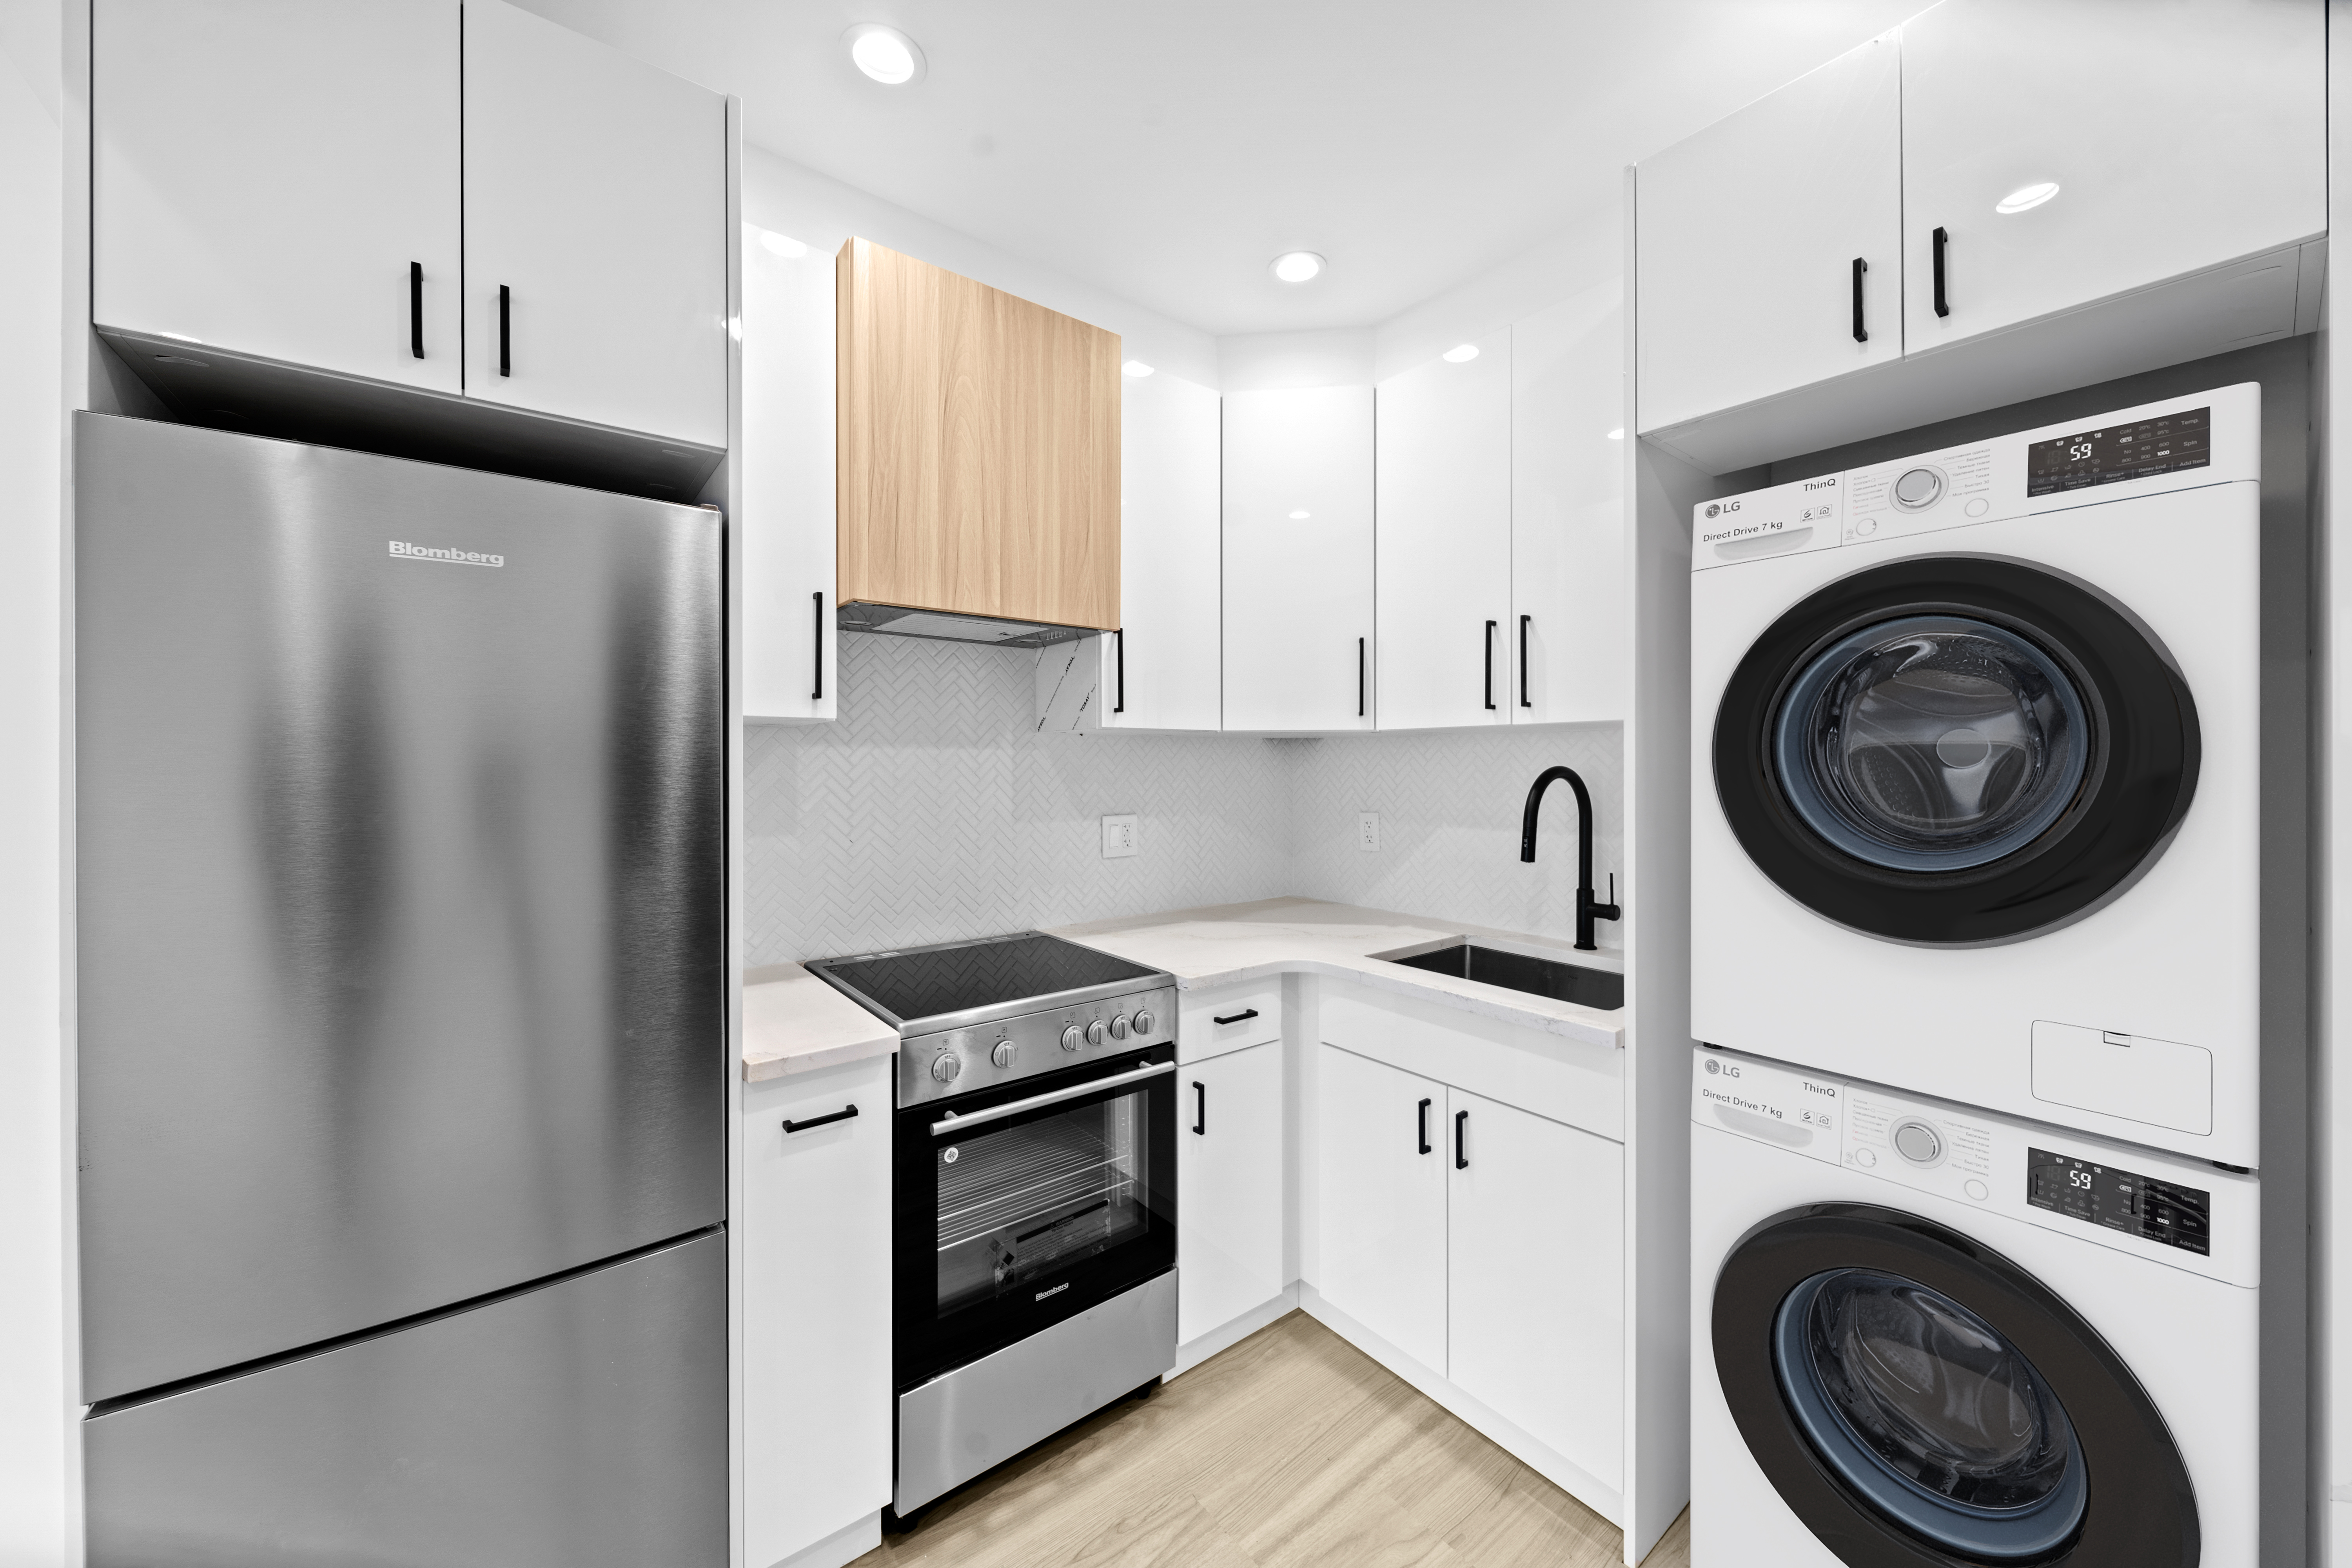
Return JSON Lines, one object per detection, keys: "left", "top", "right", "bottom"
{"left": 93, "top": 0, "right": 463, "bottom": 393}
{"left": 1177, "top": 1041, "right": 1286, "bottom": 1346}
{"left": 1511, "top": 294, "right": 1625, "bottom": 724}
{"left": 1446, "top": 1088, "right": 1624, "bottom": 1493}
{"left": 1635, "top": 34, "right": 1902, "bottom": 433}
{"left": 1107, "top": 370, "right": 1223, "bottom": 731}
{"left": 1223, "top": 387, "right": 1376, "bottom": 732}
{"left": 1316, "top": 1045, "right": 1447, "bottom": 1372}
{"left": 1900, "top": 0, "right": 2325, "bottom": 353}
{"left": 463, "top": 0, "right": 727, "bottom": 447}
{"left": 741, "top": 225, "right": 836, "bottom": 722}
{"left": 1375, "top": 330, "right": 1512, "bottom": 731}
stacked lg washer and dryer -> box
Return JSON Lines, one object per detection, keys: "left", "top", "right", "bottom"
{"left": 1688, "top": 382, "right": 2294, "bottom": 1568}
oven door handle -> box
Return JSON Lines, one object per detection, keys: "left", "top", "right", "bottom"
{"left": 929, "top": 1059, "right": 1176, "bottom": 1137}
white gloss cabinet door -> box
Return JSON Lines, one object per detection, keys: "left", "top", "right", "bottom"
{"left": 742, "top": 1056, "right": 893, "bottom": 1568}
{"left": 741, "top": 225, "right": 836, "bottom": 722}
{"left": 1446, "top": 1088, "right": 1624, "bottom": 1492}
{"left": 1375, "top": 330, "right": 1512, "bottom": 732}
{"left": 1635, "top": 33, "right": 1901, "bottom": 432}
{"left": 463, "top": 0, "right": 727, "bottom": 448}
{"left": 1511, "top": 293, "right": 1625, "bottom": 723}
{"left": 1315, "top": 1045, "right": 1447, "bottom": 1372}
{"left": 1223, "top": 387, "right": 1376, "bottom": 731}
{"left": 93, "top": 0, "right": 462, "bottom": 393}
{"left": 1900, "top": 0, "right": 2324, "bottom": 354}
{"left": 1177, "top": 1042, "right": 1285, "bottom": 1345}
{"left": 1108, "top": 371, "right": 1223, "bottom": 731}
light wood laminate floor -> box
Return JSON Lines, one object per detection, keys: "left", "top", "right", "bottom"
{"left": 854, "top": 1308, "right": 1691, "bottom": 1568}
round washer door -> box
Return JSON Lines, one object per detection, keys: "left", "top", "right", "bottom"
{"left": 1714, "top": 556, "right": 2198, "bottom": 945}
{"left": 1714, "top": 1204, "right": 2197, "bottom": 1568}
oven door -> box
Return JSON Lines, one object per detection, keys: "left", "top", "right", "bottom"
{"left": 894, "top": 1047, "right": 1176, "bottom": 1389}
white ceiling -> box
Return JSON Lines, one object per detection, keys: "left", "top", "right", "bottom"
{"left": 513, "top": 0, "right": 1923, "bottom": 337}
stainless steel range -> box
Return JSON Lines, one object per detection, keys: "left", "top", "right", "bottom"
{"left": 806, "top": 932, "right": 1180, "bottom": 1521}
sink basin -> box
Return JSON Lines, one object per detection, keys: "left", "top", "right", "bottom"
{"left": 1380, "top": 941, "right": 1623, "bottom": 1011}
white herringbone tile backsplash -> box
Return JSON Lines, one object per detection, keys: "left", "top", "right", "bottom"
{"left": 744, "top": 633, "right": 1624, "bottom": 965}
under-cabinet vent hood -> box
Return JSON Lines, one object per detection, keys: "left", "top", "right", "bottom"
{"left": 835, "top": 238, "right": 1122, "bottom": 646}
{"left": 837, "top": 602, "right": 1092, "bottom": 649}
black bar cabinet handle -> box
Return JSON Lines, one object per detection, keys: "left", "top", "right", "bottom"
{"left": 811, "top": 591, "right": 824, "bottom": 701}
{"left": 498, "top": 283, "right": 512, "bottom": 376}
{"left": 1192, "top": 1081, "right": 1206, "bottom": 1136}
{"left": 409, "top": 262, "right": 424, "bottom": 359}
{"left": 1417, "top": 1097, "right": 1432, "bottom": 1155}
{"left": 1931, "top": 228, "right": 1950, "bottom": 319}
{"left": 1483, "top": 620, "right": 1497, "bottom": 710}
{"left": 1518, "top": 615, "right": 1531, "bottom": 708}
{"left": 1212, "top": 1008, "right": 1258, "bottom": 1026}
{"left": 1114, "top": 630, "right": 1125, "bottom": 714}
{"left": 1454, "top": 1108, "right": 1468, "bottom": 1170}
{"left": 1850, "top": 256, "right": 1868, "bottom": 343}
{"left": 782, "top": 1103, "right": 858, "bottom": 1135}
{"left": 1357, "top": 637, "right": 1366, "bottom": 717}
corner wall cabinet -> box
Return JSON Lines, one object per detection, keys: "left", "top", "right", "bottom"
{"left": 742, "top": 223, "right": 839, "bottom": 722}
{"left": 1221, "top": 386, "right": 1377, "bottom": 731}
{"left": 835, "top": 238, "right": 1123, "bottom": 632}
{"left": 93, "top": 0, "right": 727, "bottom": 452}
{"left": 1101, "top": 369, "right": 1223, "bottom": 731}
{"left": 1635, "top": 0, "right": 2324, "bottom": 465}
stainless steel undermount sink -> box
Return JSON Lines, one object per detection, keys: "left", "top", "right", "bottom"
{"left": 1374, "top": 939, "right": 1624, "bottom": 1011}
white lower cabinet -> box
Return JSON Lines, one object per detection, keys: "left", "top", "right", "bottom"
{"left": 1315, "top": 1044, "right": 1449, "bottom": 1372}
{"left": 1176, "top": 1041, "right": 1286, "bottom": 1345}
{"left": 742, "top": 1056, "right": 891, "bottom": 1568}
{"left": 1445, "top": 1087, "right": 1624, "bottom": 1493}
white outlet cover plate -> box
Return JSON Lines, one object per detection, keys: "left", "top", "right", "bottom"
{"left": 1102, "top": 813, "right": 1139, "bottom": 858}
{"left": 1358, "top": 812, "right": 1381, "bottom": 851}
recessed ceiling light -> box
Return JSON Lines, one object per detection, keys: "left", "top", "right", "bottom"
{"left": 1606, "top": 428, "right": 1624, "bottom": 440}
{"left": 1122, "top": 361, "right": 1155, "bottom": 377}
{"left": 759, "top": 230, "right": 809, "bottom": 259}
{"left": 1270, "top": 251, "right": 1325, "bottom": 284}
{"left": 1288, "top": 510, "right": 1311, "bottom": 519}
{"left": 1995, "top": 181, "right": 2059, "bottom": 215}
{"left": 844, "top": 23, "right": 924, "bottom": 85}
{"left": 1442, "top": 344, "right": 1479, "bottom": 363}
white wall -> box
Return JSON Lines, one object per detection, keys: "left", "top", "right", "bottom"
{"left": 1374, "top": 205, "right": 1624, "bottom": 383}
{"left": 741, "top": 144, "right": 1218, "bottom": 387}
{"left": 0, "top": 0, "right": 72, "bottom": 1561}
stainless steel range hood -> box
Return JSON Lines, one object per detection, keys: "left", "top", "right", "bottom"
{"left": 838, "top": 601, "right": 1095, "bottom": 649}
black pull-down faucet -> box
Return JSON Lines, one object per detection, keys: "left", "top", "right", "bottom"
{"left": 1521, "top": 766, "right": 1620, "bottom": 952}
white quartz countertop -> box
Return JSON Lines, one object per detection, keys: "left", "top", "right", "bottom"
{"left": 741, "top": 898, "right": 1627, "bottom": 1078}
{"left": 741, "top": 962, "right": 898, "bottom": 1083}
{"left": 1045, "top": 897, "right": 1625, "bottom": 1051}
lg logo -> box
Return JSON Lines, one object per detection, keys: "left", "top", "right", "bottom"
{"left": 1704, "top": 503, "right": 1721, "bottom": 519}
{"left": 1704, "top": 1058, "right": 1740, "bottom": 1078}
{"left": 1704, "top": 1058, "right": 1719, "bottom": 1074}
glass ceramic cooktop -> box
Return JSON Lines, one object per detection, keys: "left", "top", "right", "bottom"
{"left": 813, "top": 932, "right": 1160, "bottom": 1026}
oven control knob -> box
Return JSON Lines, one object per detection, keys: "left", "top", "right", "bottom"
{"left": 931, "top": 1052, "right": 963, "bottom": 1084}
{"left": 1133, "top": 1009, "right": 1156, "bottom": 1035}
{"left": 1109, "top": 1013, "right": 1131, "bottom": 1040}
{"left": 1060, "top": 1025, "right": 1082, "bottom": 1053}
{"left": 991, "top": 1040, "right": 1016, "bottom": 1069}
{"left": 1085, "top": 1019, "right": 1108, "bottom": 1047}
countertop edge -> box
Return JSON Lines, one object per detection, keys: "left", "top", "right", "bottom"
{"left": 742, "top": 1032, "right": 897, "bottom": 1084}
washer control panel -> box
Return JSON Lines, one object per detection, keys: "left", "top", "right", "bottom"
{"left": 1693, "top": 1047, "right": 2256, "bottom": 1286}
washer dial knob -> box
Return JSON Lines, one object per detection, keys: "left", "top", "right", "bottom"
{"left": 1060, "top": 1025, "right": 1083, "bottom": 1053}
{"left": 1890, "top": 1118, "right": 1944, "bottom": 1165}
{"left": 1085, "top": 1019, "right": 1108, "bottom": 1047}
{"left": 991, "top": 1040, "right": 1016, "bottom": 1069}
{"left": 1891, "top": 465, "right": 1947, "bottom": 512}
{"left": 1133, "top": 1009, "right": 1156, "bottom": 1035}
{"left": 1109, "top": 1013, "right": 1131, "bottom": 1040}
{"left": 930, "top": 1052, "right": 963, "bottom": 1084}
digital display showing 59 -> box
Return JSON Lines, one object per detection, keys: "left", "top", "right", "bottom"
{"left": 2026, "top": 407, "right": 2211, "bottom": 497}
{"left": 2027, "top": 1147, "right": 2210, "bottom": 1256}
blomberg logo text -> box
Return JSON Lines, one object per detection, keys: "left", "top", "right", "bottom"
{"left": 389, "top": 540, "right": 504, "bottom": 568}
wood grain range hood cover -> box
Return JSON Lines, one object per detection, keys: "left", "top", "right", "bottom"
{"left": 836, "top": 237, "right": 1122, "bottom": 648}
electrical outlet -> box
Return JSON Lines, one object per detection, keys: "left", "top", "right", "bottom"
{"left": 1102, "top": 813, "right": 1139, "bottom": 859}
{"left": 1357, "top": 812, "right": 1381, "bottom": 852}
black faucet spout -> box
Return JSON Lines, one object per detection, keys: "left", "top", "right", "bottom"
{"left": 1521, "top": 765, "right": 1621, "bottom": 951}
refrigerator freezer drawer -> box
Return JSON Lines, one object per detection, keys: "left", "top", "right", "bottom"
{"left": 85, "top": 1230, "right": 726, "bottom": 1568}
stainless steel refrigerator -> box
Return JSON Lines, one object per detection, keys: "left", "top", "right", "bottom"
{"left": 73, "top": 414, "right": 727, "bottom": 1567}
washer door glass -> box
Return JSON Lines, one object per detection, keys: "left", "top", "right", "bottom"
{"left": 1775, "top": 617, "right": 2089, "bottom": 873}
{"left": 1775, "top": 1269, "right": 2088, "bottom": 1560}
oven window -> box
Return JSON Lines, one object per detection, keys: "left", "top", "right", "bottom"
{"left": 936, "top": 1084, "right": 1154, "bottom": 1316}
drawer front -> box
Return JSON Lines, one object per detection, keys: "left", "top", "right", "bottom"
{"left": 1180, "top": 980, "right": 1283, "bottom": 1064}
